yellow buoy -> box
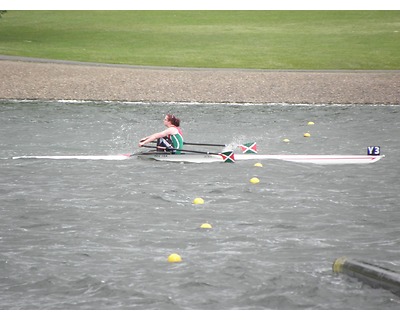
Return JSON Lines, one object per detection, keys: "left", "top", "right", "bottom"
{"left": 200, "top": 223, "right": 212, "bottom": 229}
{"left": 193, "top": 197, "right": 204, "bottom": 205}
{"left": 304, "top": 133, "right": 311, "bottom": 137}
{"left": 307, "top": 121, "right": 315, "bottom": 125}
{"left": 283, "top": 138, "right": 290, "bottom": 143}
{"left": 250, "top": 177, "right": 260, "bottom": 184}
{"left": 168, "top": 253, "right": 182, "bottom": 263}
{"left": 254, "top": 162, "right": 263, "bottom": 167}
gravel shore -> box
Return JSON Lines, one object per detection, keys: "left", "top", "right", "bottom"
{"left": 1, "top": 55, "right": 399, "bottom": 104}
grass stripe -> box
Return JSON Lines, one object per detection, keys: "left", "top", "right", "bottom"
{"left": 0, "top": 11, "right": 399, "bottom": 69}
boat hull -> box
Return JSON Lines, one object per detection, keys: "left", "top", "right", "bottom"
{"left": 136, "top": 152, "right": 385, "bottom": 165}
{"left": 12, "top": 153, "right": 384, "bottom": 165}
{"left": 137, "top": 152, "right": 222, "bottom": 163}
{"left": 12, "top": 154, "right": 131, "bottom": 160}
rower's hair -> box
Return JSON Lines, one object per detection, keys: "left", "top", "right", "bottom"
{"left": 167, "top": 114, "right": 180, "bottom": 127}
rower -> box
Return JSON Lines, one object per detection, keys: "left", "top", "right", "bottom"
{"left": 138, "top": 114, "right": 184, "bottom": 154}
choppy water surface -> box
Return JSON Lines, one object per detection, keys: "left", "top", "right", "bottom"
{"left": 1, "top": 100, "right": 399, "bottom": 310}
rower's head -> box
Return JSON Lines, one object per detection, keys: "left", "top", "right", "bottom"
{"left": 164, "top": 114, "right": 180, "bottom": 127}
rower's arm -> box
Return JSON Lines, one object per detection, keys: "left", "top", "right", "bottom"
{"left": 139, "top": 128, "right": 173, "bottom": 147}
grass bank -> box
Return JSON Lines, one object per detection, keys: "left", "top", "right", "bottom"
{"left": 0, "top": 11, "right": 399, "bottom": 69}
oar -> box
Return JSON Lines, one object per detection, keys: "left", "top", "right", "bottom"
{"left": 184, "top": 142, "right": 257, "bottom": 154}
{"left": 184, "top": 142, "right": 227, "bottom": 147}
{"left": 185, "top": 141, "right": 257, "bottom": 154}
{"left": 142, "top": 145, "right": 235, "bottom": 163}
{"left": 239, "top": 142, "right": 257, "bottom": 154}
{"left": 147, "top": 140, "right": 226, "bottom": 147}
{"left": 147, "top": 140, "right": 257, "bottom": 153}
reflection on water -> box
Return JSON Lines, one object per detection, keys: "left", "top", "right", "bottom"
{"left": 0, "top": 100, "right": 399, "bottom": 309}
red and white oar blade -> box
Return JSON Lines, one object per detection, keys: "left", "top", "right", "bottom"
{"left": 219, "top": 151, "right": 235, "bottom": 163}
{"left": 239, "top": 142, "right": 257, "bottom": 154}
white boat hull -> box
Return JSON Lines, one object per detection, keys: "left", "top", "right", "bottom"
{"left": 12, "top": 154, "right": 131, "bottom": 160}
{"left": 136, "top": 153, "right": 385, "bottom": 165}
{"left": 12, "top": 153, "right": 385, "bottom": 165}
{"left": 236, "top": 154, "right": 385, "bottom": 164}
{"left": 137, "top": 153, "right": 222, "bottom": 163}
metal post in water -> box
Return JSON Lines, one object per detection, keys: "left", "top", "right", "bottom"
{"left": 332, "top": 256, "right": 400, "bottom": 297}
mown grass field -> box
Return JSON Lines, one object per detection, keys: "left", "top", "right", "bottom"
{"left": 0, "top": 11, "right": 399, "bottom": 69}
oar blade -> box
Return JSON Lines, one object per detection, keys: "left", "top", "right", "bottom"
{"left": 184, "top": 142, "right": 226, "bottom": 147}
{"left": 239, "top": 142, "right": 257, "bottom": 154}
{"left": 219, "top": 151, "right": 235, "bottom": 163}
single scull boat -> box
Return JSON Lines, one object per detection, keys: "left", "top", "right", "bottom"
{"left": 11, "top": 153, "right": 385, "bottom": 164}
{"left": 11, "top": 143, "right": 384, "bottom": 165}
{"left": 136, "top": 152, "right": 385, "bottom": 165}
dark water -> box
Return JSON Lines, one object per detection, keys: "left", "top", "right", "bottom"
{"left": 1, "top": 100, "right": 399, "bottom": 310}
